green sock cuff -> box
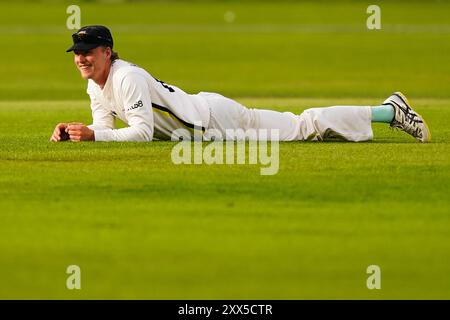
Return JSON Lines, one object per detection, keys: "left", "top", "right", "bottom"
{"left": 371, "top": 105, "right": 394, "bottom": 123}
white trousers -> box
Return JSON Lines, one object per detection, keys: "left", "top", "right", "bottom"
{"left": 199, "top": 92, "right": 373, "bottom": 142}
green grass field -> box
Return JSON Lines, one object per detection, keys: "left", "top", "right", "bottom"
{"left": 0, "top": 0, "right": 449, "bottom": 299}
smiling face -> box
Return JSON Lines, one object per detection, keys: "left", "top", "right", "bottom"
{"left": 74, "top": 46, "right": 112, "bottom": 88}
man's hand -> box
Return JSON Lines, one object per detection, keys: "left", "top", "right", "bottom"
{"left": 67, "top": 123, "right": 95, "bottom": 141}
{"left": 50, "top": 123, "right": 70, "bottom": 142}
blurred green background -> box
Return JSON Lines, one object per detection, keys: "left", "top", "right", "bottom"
{"left": 1, "top": 0, "right": 449, "bottom": 100}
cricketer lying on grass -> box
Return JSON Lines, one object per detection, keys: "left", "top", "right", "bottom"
{"left": 50, "top": 25, "right": 431, "bottom": 144}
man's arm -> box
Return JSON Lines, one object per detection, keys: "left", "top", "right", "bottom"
{"left": 62, "top": 92, "right": 115, "bottom": 142}
{"left": 51, "top": 91, "right": 114, "bottom": 142}
{"left": 51, "top": 73, "right": 154, "bottom": 142}
{"left": 93, "top": 73, "right": 154, "bottom": 142}
{"left": 87, "top": 92, "right": 115, "bottom": 131}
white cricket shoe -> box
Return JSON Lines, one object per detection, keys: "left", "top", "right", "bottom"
{"left": 382, "top": 92, "right": 431, "bottom": 143}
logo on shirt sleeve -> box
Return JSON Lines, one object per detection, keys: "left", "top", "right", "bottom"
{"left": 126, "top": 100, "right": 143, "bottom": 112}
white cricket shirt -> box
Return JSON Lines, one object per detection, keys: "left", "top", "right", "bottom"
{"left": 86, "top": 59, "right": 211, "bottom": 141}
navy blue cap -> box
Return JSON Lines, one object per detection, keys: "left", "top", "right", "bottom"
{"left": 66, "top": 25, "right": 114, "bottom": 52}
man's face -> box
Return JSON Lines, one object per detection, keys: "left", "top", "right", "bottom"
{"left": 74, "top": 46, "right": 111, "bottom": 80}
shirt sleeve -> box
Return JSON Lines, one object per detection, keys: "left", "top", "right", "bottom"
{"left": 93, "top": 73, "right": 154, "bottom": 142}
{"left": 86, "top": 91, "right": 115, "bottom": 131}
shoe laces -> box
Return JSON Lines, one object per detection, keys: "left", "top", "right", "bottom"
{"left": 390, "top": 102, "right": 423, "bottom": 138}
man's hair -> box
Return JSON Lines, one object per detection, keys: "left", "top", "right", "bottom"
{"left": 110, "top": 50, "right": 119, "bottom": 61}
{"left": 101, "top": 46, "right": 119, "bottom": 61}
